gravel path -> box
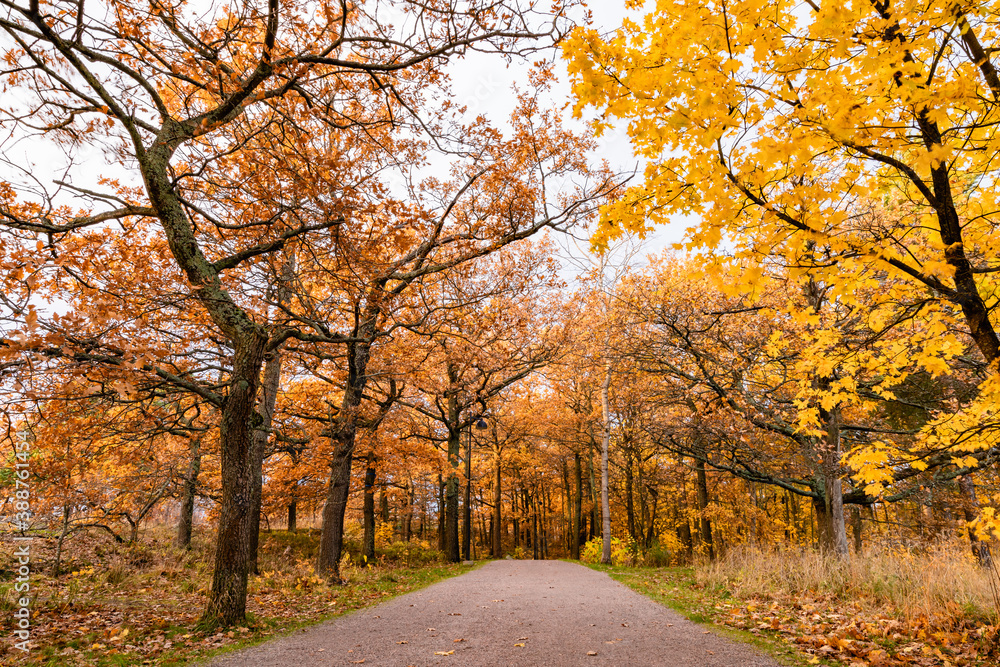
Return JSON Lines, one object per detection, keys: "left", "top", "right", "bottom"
{"left": 205, "top": 560, "right": 781, "bottom": 666}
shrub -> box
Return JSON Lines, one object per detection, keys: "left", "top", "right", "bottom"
{"left": 581, "top": 535, "right": 637, "bottom": 566}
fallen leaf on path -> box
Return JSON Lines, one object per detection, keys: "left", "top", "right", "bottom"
{"left": 434, "top": 650, "right": 454, "bottom": 656}
{"left": 515, "top": 643, "right": 525, "bottom": 647}
{"left": 396, "top": 640, "right": 408, "bottom": 644}
{"left": 453, "top": 638, "right": 465, "bottom": 642}
{"left": 587, "top": 651, "right": 598, "bottom": 656}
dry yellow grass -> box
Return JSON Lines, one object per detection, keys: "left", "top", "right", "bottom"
{"left": 698, "top": 540, "right": 1000, "bottom": 626}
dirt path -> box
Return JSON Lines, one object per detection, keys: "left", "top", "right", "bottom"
{"left": 205, "top": 560, "right": 780, "bottom": 666}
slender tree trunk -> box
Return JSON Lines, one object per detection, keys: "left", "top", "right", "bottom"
{"left": 203, "top": 335, "right": 268, "bottom": 626}
{"left": 362, "top": 451, "right": 377, "bottom": 564}
{"left": 437, "top": 474, "right": 446, "bottom": 552}
{"left": 851, "top": 506, "right": 863, "bottom": 554}
{"left": 600, "top": 362, "right": 613, "bottom": 564}
{"left": 248, "top": 260, "right": 291, "bottom": 574}
{"left": 52, "top": 503, "right": 71, "bottom": 577}
{"left": 645, "top": 484, "right": 659, "bottom": 549}
{"left": 625, "top": 448, "right": 636, "bottom": 543}
{"left": 572, "top": 452, "right": 583, "bottom": 559}
{"left": 446, "top": 426, "right": 461, "bottom": 562}
{"left": 493, "top": 447, "right": 503, "bottom": 558}
{"left": 463, "top": 427, "right": 472, "bottom": 561}
{"left": 177, "top": 435, "right": 202, "bottom": 549}
{"left": 695, "top": 455, "right": 715, "bottom": 561}
{"left": 379, "top": 480, "right": 390, "bottom": 524}
{"left": 959, "top": 474, "right": 994, "bottom": 568}
{"left": 248, "top": 345, "right": 283, "bottom": 574}
{"left": 403, "top": 481, "right": 413, "bottom": 542}
{"left": 286, "top": 450, "right": 298, "bottom": 532}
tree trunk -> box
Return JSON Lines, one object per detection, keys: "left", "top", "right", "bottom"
{"left": 248, "top": 345, "right": 284, "bottom": 574}
{"left": 203, "top": 335, "right": 268, "bottom": 626}
{"left": 572, "top": 452, "right": 583, "bottom": 559}
{"left": 248, "top": 259, "right": 291, "bottom": 573}
{"left": 851, "top": 506, "right": 863, "bottom": 554}
{"left": 493, "top": 447, "right": 503, "bottom": 558}
{"left": 695, "top": 455, "right": 715, "bottom": 561}
{"left": 959, "top": 474, "right": 994, "bottom": 568}
{"left": 446, "top": 426, "right": 461, "bottom": 562}
{"left": 403, "top": 481, "right": 414, "bottom": 542}
{"left": 625, "top": 448, "right": 637, "bottom": 543}
{"left": 600, "top": 363, "right": 613, "bottom": 564}
{"left": 463, "top": 427, "right": 472, "bottom": 561}
{"left": 177, "top": 435, "right": 202, "bottom": 549}
{"left": 588, "top": 441, "right": 599, "bottom": 540}
{"left": 362, "top": 451, "right": 377, "bottom": 564}
{"left": 52, "top": 503, "right": 71, "bottom": 577}
{"left": 437, "top": 474, "right": 446, "bottom": 552}
{"left": 287, "top": 499, "right": 297, "bottom": 533}
{"left": 317, "top": 331, "right": 375, "bottom": 580}
{"left": 645, "top": 484, "right": 659, "bottom": 549}
{"left": 819, "top": 406, "right": 849, "bottom": 559}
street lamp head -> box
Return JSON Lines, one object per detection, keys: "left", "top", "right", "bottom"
{"left": 475, "top": 418, "right": 488, "bottom": 430}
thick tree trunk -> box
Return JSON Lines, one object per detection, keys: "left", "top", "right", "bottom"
{"left": 695, "top": 455, "right": 715, "bottom": 561}
{"left": 317, "top": 435, "right": 355, "bottom": 581}
{"left": 203, "top": 335, "right": 267, "bottom": 626}
{"left": 317, "top": 330, "right": 374, "bottom": 580}
{"left": 959, "top": 474, "right": 994, "bottom": 568}
{"left": 287, "top": 500, "right": 297, "bottom": 533}
{"left": 600, "top": 363, "right": 612, "bottom": 564}
{"left": 177, "top": 435, "right": 202, "bottom": 549}
{"left": 819, "top": 406, "right": 849, "bottom": 559}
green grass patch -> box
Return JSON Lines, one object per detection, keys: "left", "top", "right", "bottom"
{"left": 583, "top": 563, "right": 829, "bottom": 667}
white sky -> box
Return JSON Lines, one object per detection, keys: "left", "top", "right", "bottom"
{"left": 447, "top": 2, "right": 689, "bottom": 277}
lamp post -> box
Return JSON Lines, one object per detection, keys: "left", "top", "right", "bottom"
{"left": 463, "top": 416, "right": 489, "bottom": 561}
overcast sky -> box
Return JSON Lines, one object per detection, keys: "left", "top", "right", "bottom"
{"left": 447, "top": 3, "right": 688, "bottom": 275}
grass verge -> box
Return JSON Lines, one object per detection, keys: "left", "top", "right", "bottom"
{"left": 585, "top": 547, "right": 1000, "bottom": 667}
{"left": 0, "top": 528, "right": 474, "bottom": 666}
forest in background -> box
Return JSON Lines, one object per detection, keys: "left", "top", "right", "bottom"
{"left": 2, "top": 0, "right": 1000, "bottom": 665}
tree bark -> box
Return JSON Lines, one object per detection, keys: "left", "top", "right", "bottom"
{"left": 317, "top": 326, "right": 375, "bottom": 579}
{"left": 600, "top": 362, "right": 613, "bottom": 565}
{"left": 572, "top": 452, "right": 583, "bottom": 559}
{"left": 177, "top": 434, "right": 202, "bottom": 549}
{"left": 959, "top": 474, "right": 994, "bottom": 568}
{"left": 463, "top": 426, "right": 472, "bottom": 561}
{"left": 437, "top": 474, "right": 446, "bottom": 552}
{"left": 362, "top": 451, "right": 377, "bottom": 564}
{"left": 819, "top": 405, "right": 850, "bottom": 559}
{"left": 695, "top": 455, "right": 715, "bottom": 561}
{"left": 493, "top": 447, "right": 503, "bottom": 558}
{"left": 625, "top": 448, "right": 636, "bottom": 543}
{"left": 248, "top": 344, "right": 284, "bottom": 574}
{"left": 203, "top": 335, "right": 268, "bottom": 625}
